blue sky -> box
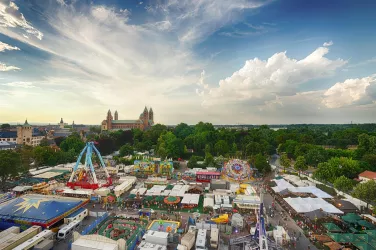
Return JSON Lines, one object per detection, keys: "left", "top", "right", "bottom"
{"left": 0, "top": 0, "right": 376, "bottom": 125}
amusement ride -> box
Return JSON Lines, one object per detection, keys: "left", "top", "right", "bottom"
{"left": 67, "top": 141, "right": 112, "bottom": 190}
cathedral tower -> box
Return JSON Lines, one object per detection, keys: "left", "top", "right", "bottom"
{"left": 114, "top": 110, "right": 118, "bottom": 120}
{"left": 142, "top": 106, "right": 149, "bottom": 128}
{"left": 59, "top": 118, "right": 64, "bottom": 129}
{"left": 107, "top": 109, "right": 113, "bottom": 130}
{"left": 149, "top": 107, "right": 154, "bottom": 125}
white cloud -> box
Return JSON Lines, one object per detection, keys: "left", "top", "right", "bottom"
{"left": 0, "top": 0, "right": 43, "bottom": 39}
{"left": 322, "top": 76, "right": 376, "bottom": 108}
{"left": 3, "top": 81, "right": 34, "bottom": 88}
{"left": 0, "top": 40, "right": 19, "bottom": 51}
{"left": 323, "top": 41, "right": 333, "bottom": 47}
{"left": 0, "top": 61, "right": 19, "bottom": 71}
{"left": 148, "top": 0, "right": 269, "bottom": 44}
{"left": 201, "top": 46, "right": 346, "bottom": 106}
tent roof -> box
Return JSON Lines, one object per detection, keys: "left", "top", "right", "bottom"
{"left": 342, "top": 213, "right": 362, "bottom": 223}
{"left": 364, "top": 230, "right": 376, "bottom": 237}
{"left": 358, "top": 220, "right": 376, "bottom": 229}
{"left": 327, "top": 233, "right": 354, "bottom": 243}
{"left": 323, "top": 223, "right": 343, "bottom": 232}
{"left": 284, "top": 197, "right": 343, "bottom": 214}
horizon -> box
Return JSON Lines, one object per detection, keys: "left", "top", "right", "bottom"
{"left": 1, "top": 0, "right": 376, "bottom": 124}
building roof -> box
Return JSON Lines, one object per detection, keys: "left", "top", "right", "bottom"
{"left": 0, "top": 131, "right": 17, "bottom": 138}
{"left": 0, "top": 194, "right": 86, "bottom": 225}
{"left": 112, "top": 120, "right": 142, "bottom": 124}
{"left": 0, "top": 141, "right": 17, "bottom": 148}
{"left": 359, "top": 171, "right": 376, "bottom": 180}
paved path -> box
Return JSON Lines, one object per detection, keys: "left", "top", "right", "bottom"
{"left": 264, "top": 189, "right": 317, "bottom": 250}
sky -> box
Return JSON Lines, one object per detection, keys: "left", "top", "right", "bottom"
{"left": 0, "top": 0, "right": 376, "bottom": 125}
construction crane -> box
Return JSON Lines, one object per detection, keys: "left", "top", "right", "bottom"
{"left": 67, "top": 142, "right": 112, "bottom": 189}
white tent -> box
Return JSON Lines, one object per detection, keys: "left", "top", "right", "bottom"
{"left": 284, "top": 197, "right": 343, "bottom": 214}
{"left": 203, "top": 197, "right": 214, "bottom": 208}
{"left": 272, "top": 179, "right": 332, "bottom": 198}
{"left": 181, "top": 194, "right": 200, "bottom": 205}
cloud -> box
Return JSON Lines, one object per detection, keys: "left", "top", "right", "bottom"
{"left": 148, "top": 20, "right": 172, "bottom": 31}
{"left": 219, "top": 29, "right": 265, "bottom": 38}
{"left": 322, "top": 76, "right": 376, "bottom": 108}
{"left": 148, "top": 0, "right": 270, "bottom": 44}
{"left": 0, "top": 61, "right": 19, "bottom": 71}
{"left": 323, "top": 41, "right": 333, "bottom": 47}
{"left": 200, "top": 46, "right": 346, "bottom": 106}
{"left": 0, "top": 0, "right": 43, "bottom": 39}
{"left": 0, "top": 40, "right": 19, "bottom": 51}
{"left": 347, "top": 57, "right": 376, "bottom": 68}
{"left": 3, "top": 81, "right": 34, "bottom": 88}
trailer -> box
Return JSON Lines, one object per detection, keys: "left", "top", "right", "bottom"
{"left": 181, "top": 231, "right": 196, "bottom": 250}
{"left": 210, "top": 228, "right": 219, "bottom": 249}
{"left": 0, "top": 225, "right": 42, "bottom": 250}
{"left": 195, "top": 229, "right": 207, "bottom": 250}
{"left": 13, "top": 230, "right": 54, "bottom": 250}
{"left": 144, "top": 231, "right": 169, "bottom": 246}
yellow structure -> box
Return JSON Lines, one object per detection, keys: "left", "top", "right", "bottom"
{"left": 236, "top": 184, "right": 249, "bottom": 195}
{"left": 210, "top": 214, "right": 229, "bottom": 224}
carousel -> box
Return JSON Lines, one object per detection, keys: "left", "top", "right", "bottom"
{"left": 221, "top": 159, "right": 253, "bottom": 182}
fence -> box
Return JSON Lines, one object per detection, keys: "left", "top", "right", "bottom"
{"left": 80, "top": 212, "right": 109, "bottom": 236}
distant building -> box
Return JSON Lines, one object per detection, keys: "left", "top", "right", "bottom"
{"left": 359, "top": 171, "right": 376, "bottom": 182}
{"left": 0, "top": 131, "right": 17, "bottom": 143}
{"left": 16, "top": 120, "right": 45, "bottom": 146}
{"left": 101, "top": 106, "right": 154, "bottom": 131}
{"left": 0, "top": 141, "right": 17, "bottom": 150}
{"left": 59, "top": 118, "right": 67, "bottom": 129}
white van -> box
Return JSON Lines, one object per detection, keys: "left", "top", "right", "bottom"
{"left": 57, "top": 220, "right": 81, "bottom": 240}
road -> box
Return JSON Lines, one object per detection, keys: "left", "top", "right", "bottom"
{"left": 263, "top": 191, "right": 317, "bottom": 250}
{"left": 267, "top": 154, "right": 317, "bottom": 250}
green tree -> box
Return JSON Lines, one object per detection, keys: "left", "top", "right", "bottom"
{"left": 280, "top": 153, "right": 291, "bottom": 173}
{"left": 214, "top": 140, "right": 229, "bottom": 156}
{"left": 294, "top": 156, "right": 307, "bottom": 176}
{"left": 0, "top": 150, "right": 22, "bottom": 190}
{"left": 187, "top": 155, "right": 199, "bottom": 169}
{"left": 305, "top": 147, "right": 328, "bottom": 167}
{"left": 352, "top": 180, "right": 376, "bottom": 208}
{"left": 313, "top": 157, "right": 361, "bottom": 183}
{"left": 156, "top": 132, "right": 184, "bottom": 159}
{"left": 60, "top": 135, "right": 85, "bottom": 154}
{"left": 119, "top": 144, "right": 133, "bottom": 157}
{"left": 39, "top": 138, "right": 49, "bottom": 147}
{"left": 333, "top": 176, "right": 354, "bottom": 193}
{"left": 1, "top": 123, "right": 11, "bottom": 130}
{"left": 245, "top": 142, "right": 261, "bottom": 157}
{"left": 204, "top": 152, "right": 215, "bottom": 168}
{"left": 253, "top": 154, "right": 271, "bottom": 175}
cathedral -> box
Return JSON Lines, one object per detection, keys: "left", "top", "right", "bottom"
{"left": 101, "top": 106, "right": 154, "bottom": 131}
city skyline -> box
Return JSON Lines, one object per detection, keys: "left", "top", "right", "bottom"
{"left": 1, "top": 0, "right": 376, "bottom": 124}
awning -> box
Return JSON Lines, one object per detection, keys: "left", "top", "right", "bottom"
{"left": 342, "top": 213, "right": 362, "bottom": 224}
{"left": 323, "top": 223, "right": 343, "bottom": 232}
{"left": 358, "top": 220, "right": 376, "bottom": 229}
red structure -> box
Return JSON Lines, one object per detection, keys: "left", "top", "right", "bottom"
{"left": 196, "top": 171, "right": 221, "bottom": 182}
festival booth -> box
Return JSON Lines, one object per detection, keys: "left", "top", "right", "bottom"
{"left": 181, "top": 194, "right": 200, "bottom": 209}
{"left": 12, "top": 186, "right": 32, "bottom": 195}
{"left": 114, "top": 178, "right": 136, "bottom": 197}
{"left": 203, "top": 197, "right": 214, "bottom": 212}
